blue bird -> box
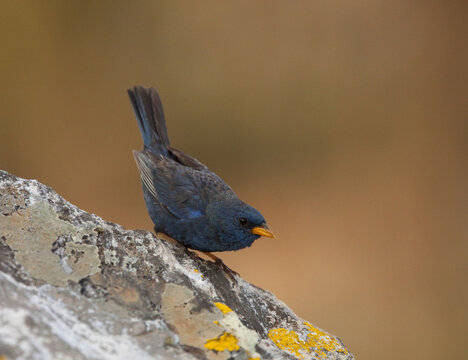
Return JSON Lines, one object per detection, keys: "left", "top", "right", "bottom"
{"left": 128, "top": 86, "right": 274, "bottom": 256}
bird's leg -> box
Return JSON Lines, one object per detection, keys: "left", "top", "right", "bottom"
{"left": 201, "top": 251, "right": 222, "bottom": 263}
{"left": 200, "top": 251, "right": 239, "bottom": 279}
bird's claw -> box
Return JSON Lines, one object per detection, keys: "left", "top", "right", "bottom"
{"left": 199, "top": 251, "right": 239, "bottom": 280}
{"left": 214, "top": 258, "right": 239, "bottom": 279}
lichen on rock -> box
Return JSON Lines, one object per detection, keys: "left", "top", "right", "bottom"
{"left": 0, "top": 170, "right": 354, "bottom": 360}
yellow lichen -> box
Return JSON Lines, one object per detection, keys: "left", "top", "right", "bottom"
{"left": 210, "top": 301, "right": 260, "bottom": 359}
{"left": 214, "top": 302, "right": 233, "bottom": 314}
{"left": 268, "top": 328, "right": 303, "bottom": 357}
{"left": 204, "top": 332, "right": 240, "bottom": 352}
{"left": 304, "top": 322, "right": 348, "bottom": 357}
{"left": 268, "top": 322, "right": 348, "bottom": 359}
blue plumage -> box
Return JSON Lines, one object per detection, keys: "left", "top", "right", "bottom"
{"left": 129, "top": 86, "right": 274, "bottom": 252}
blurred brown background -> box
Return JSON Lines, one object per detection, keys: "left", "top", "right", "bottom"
{"left": 1, "top": 1, "right": 466, "bottom": 359}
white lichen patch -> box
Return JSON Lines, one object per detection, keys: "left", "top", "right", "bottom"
{"left": 121, "top": 256, "right": 138, "bottom": 273}
{"left": 0, "top": 308, "right": 55, "bottom": 360}
{"left": 134, "top": 234, "right": 157, "bottom": 254}
{"left": 155, "top": 243, "right": 218, "bottom": 298}
{"left": 59, "top": 256, "right": 74, "bottom": 274}
{"left": 103, "top": 249, "right": 119, "bottom": 266}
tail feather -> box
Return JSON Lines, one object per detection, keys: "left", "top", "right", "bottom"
{"left": 128, "top": 86, "right": 170, "bottom": 154}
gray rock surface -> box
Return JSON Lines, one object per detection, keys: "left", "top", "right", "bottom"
{"left": 0, "top": 170, "right": 353, "bottom": 360}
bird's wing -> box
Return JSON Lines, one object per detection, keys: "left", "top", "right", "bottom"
{"left": 133, "top": 150, "right": 234, "bottom": 219}
{"left": 167, "top": 147, "right": 209, "bottom": 171}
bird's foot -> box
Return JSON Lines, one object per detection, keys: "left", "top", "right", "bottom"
{"left": 200, "top": 251, "right": 239, "bottom": 280}
{"left": 215, "top": 258, "right": 240, "bottom": 280}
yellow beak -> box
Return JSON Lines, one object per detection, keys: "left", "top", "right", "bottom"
{"left": 251, "top": 225, "right": 275, "bottom": 238}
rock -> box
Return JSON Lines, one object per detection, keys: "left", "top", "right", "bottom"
{"left": 0, "top": 170, "right": 354, "bottom": 360}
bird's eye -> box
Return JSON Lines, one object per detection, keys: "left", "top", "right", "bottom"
{"left": 239, "top": 217, "right": 248, "bottom": 226}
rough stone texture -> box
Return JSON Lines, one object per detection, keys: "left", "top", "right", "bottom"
{"left": 0, "top": 170, "right": 354, "bottom": 360}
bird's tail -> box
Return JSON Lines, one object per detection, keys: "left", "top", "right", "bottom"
{"left": 128, "top": 86, "right": 170, "bottom": 155}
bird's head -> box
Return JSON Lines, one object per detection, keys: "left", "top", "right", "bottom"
{"left": 206, "top": 199, "right": 275, "bottom": 250}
